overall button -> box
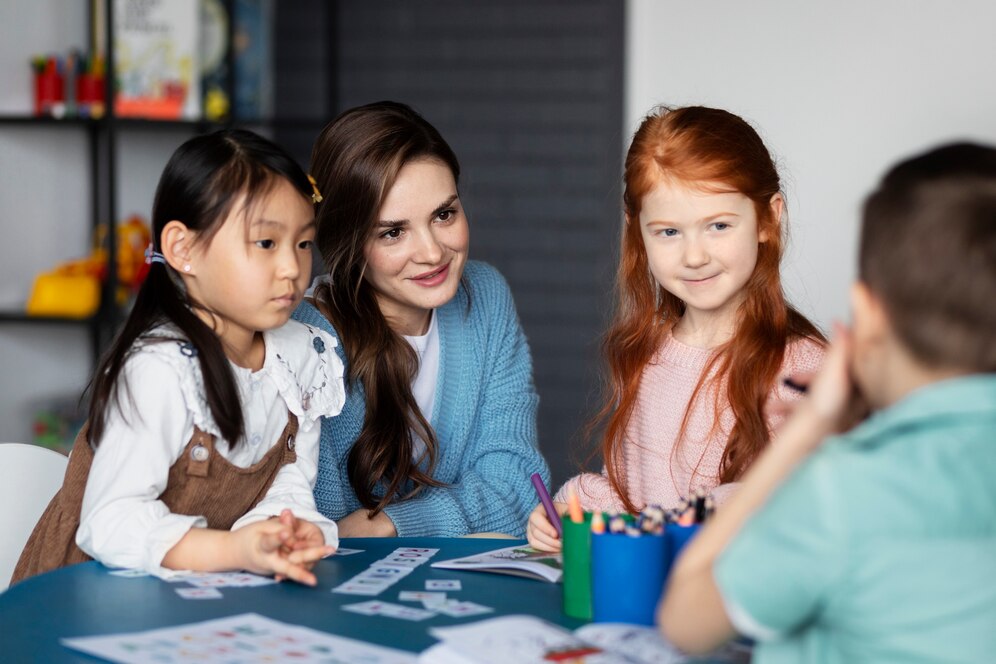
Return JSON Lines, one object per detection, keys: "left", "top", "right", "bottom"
{"left": 190, "top": 444, "right": 209, "bottom": 462}
{"left": 286, "top": 434, "right": 295, "bottom": 450}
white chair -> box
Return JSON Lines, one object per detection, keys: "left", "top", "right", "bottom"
{"left": 0, "top": 443, "right": 68, "bottom": 592}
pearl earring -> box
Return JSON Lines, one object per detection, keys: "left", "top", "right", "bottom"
{"left": 183, "top": 264, "right": 191, "bottom": 273}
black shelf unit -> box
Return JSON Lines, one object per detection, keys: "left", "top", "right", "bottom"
{"left": 0, "top": 0, "right": 336, "bottom": 374}
{"left": 0, "top": 0, "right": 242, "bottom": 370}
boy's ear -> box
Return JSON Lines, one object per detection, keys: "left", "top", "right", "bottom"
{"left": 160, "top": 221, "right": 196, "bottom": 275}
{"left": 851, "top": 281, "right": 891, "bottom": 343}
{"left": 759, "top": 193, "right": 783, "bottom": 243}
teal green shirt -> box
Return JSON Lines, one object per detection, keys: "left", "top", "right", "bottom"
{"left": 714, "top": 375, "right": 996, "bottom": 664}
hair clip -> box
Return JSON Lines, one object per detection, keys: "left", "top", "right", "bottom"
{"left": 307, "top": 174, "right": 323, "bottom": 204}
{"left": 144, "top": 243, "right": 167, "bottom": 266}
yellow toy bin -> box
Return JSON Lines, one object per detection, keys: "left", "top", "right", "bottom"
{"left": 26, "top": 273, "right": 101, "bottom": 318}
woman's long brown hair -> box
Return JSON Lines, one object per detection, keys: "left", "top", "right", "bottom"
{"left": 309, "top": 101, "right": 458, "bottom": 514}
{"left": 596, "top": 106, "right": 825, "bottom": 513}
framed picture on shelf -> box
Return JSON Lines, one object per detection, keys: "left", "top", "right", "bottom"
{"left": 112, "top": 0, "right": 201, "bottom": 120}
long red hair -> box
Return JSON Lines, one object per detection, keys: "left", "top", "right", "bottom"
{"left": 596, "top": 106, "right": 825, "bottom": 513}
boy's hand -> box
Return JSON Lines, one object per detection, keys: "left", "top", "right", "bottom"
{"left": 232, "top": 517, "right": 334, "bottom": 586}
{"left": 790, "top": 323, "right": 869, "bottom": 452}
{"left": 526, "top": 501, "right": 567, "bottom": 552}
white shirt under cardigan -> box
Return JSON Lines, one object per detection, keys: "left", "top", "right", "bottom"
{"left": 402, "top": 310, "right": 440, "bottom": 460}
{"left": 309, "top": 275, "right": 441, "bottom": 461}
{"left": 76, "top": 320, "right": 345, "bottom": 576}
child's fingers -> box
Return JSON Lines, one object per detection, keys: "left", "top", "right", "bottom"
{"left": 529, "top": 505, "right": 560, "bottom": 538}
{"left": 287, "top": 545, "right": 336, "bottom": 566}
{"left": 257, "top": 521, "right": 293, "bottom": 554}
{"left": 529, "top": 526, "right": 563, "bottom": 552}
{"left": 272, "top": 558, "right": 317, "bottom": 587}
{"left": 527, "top": 511, "right": 562, "bottom": 552}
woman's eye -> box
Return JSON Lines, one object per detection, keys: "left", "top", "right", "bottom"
{"left": 381, "top": 228, "right": 403, "bottom": 240}
{"left": 437, "top": 209, "right": 454, "bottom": 222}
{"left": 255, "top": 239, "right": 275, "bottom": 249}
{"left": 298, "top": 239, "right": 314, "bottom": 250}
{"left": 660, "top": 228, "right": 678, "bottom": 237}
{"left": 713, "top": 222, "right": 730, "bottom": 231}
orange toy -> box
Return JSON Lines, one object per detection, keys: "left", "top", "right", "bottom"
{"left": 26, "top": 216, "right": 152, "bottom": 317}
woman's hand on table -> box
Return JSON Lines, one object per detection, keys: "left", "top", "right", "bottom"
{"left": 336, "top": 507, "right": 398, "bottom": 538}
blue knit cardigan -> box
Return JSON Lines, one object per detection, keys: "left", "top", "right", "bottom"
{"left": 292, "top": 261, "right": 550, "bottom": 537}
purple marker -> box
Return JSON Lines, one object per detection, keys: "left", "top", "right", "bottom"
{"left": 531, "top": 472, "right": 563, "bottom": 538}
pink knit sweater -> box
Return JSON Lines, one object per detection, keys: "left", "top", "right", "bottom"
{"left": 555, "top": 333, "right": 825, "bottom": 512}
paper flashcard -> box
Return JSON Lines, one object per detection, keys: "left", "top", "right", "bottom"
{"left": 341, "top": 601, "right": 436, "bottom": 622}
{"left": 434, "top": 600, "right": 494, "bottom": 618}
{"left": 61, "top": 612, "right": 418, "bottom": 663}
{"left": 179, "top": 572, "right": 278, "bottom": 588}
{"left": 107, "top": 568, "right": 150, "bottom": 578}
{"left": 333, "top": 547, "right": 365, "bottom": 556}
{"left": 332, "top": 547, "right": 438, "bottom": 596}
{"left": 175, "top": 587, "right": 223, "bottom": 600}
{"left": 398, "top": 591, "right": 446, "bottom": 603}
{"left": 426, "top": 579, "right": 461, "bottom": 591}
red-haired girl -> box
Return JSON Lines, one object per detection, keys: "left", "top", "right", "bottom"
{"left": 528, "top": 106, "right": 825, "bottom": 551}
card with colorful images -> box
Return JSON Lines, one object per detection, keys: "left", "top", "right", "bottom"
{"left": 61, "top": 612, "right": 417, "bottom": 663}
{"left": 175, "top": 587, "right": 223, "bottom": 600}
{"left": 426, "top": 579, "right": 461, "bottom": 591}
{"left": 177, "top": 572, "right": 279, "bottom": 588}
{"left": 331, "top": 547, "right": 437, "bottom": 596}
{"left": 107, "top": 568, "right": 150, "bottom": 578}
{"left": 341, "top": 601, "right": 436, "bottom": 622}
{"left": 333, "top": 547, "right": 365, "bottom": 556}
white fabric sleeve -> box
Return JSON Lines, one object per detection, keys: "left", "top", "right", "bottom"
{"left": 233, "top": 422, "right": 339, "bottom": 548}
{"left": 76, "top": 353, "right": 206, "bottom": 573}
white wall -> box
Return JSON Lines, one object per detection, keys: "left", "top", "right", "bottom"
{"left": 0, "top": 1, "right": 193, "bottom": 444}
{"left": 626, "top": 0, "right": 996, "bottom": 329}
{"left": 0, "top": 1, "right": 92, "bottom": 444}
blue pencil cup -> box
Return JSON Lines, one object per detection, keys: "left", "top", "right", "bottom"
{"left": 590, "top": 532, "right": 668, "bottom": 625}
{"left": 662, "top": 523, "right": 702, "bottom": 582}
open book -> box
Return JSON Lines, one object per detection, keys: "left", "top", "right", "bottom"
{"left": 430, "top": 545, "right": 563, "bottom": 583}
{"left": 419, "top": 615, "right": 751, "bottom": 664}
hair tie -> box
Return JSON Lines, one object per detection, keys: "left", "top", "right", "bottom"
{"left": 144, "top": 243, "right": 167, "bottom": 266}
{"left": 307, "top": 174, "right": 323, "bottom": 204}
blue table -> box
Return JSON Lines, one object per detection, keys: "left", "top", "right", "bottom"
{"left": 0, "top": 537, "right": 585, "bottom": 661}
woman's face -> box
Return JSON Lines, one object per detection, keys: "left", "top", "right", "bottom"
{"left": 363, "top": 158, "right": 469, "bottom": 335}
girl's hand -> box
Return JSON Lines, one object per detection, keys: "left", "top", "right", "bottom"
{"left": 526, "top": 501, "right": 567, "bottom": 552}
{"left": 271, "top": 509, "right": 332, "bottom": 581}
{"left": 232, "top": 518, "right": 334, "bottom": 586}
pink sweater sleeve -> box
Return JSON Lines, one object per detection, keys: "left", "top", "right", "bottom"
{"left": 554, "top": 471, "right": 628, "bottom": 513}
{"left": 554, "top": 336, "right": 826, "bottom": 515}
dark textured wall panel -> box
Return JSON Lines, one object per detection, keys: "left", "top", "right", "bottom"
{"left": 280, "top": 0, "right": 624, "bottom": 488}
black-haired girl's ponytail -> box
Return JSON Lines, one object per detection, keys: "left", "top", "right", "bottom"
{"left": 86, "top": 261, "right": 244, "bottom": 449}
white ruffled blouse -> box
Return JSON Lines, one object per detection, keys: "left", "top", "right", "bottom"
{"left": 76, "top": 320, "right": 345, "bottom": 575}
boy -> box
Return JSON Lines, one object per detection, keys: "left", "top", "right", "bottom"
{"left": 659, "top": 142, "right": 996, "bottom": 663}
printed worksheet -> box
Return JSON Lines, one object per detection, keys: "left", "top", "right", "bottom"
{"left": 61, "top": 613, "right": 417, "bottom": 663}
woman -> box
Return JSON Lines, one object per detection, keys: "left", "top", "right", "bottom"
{"left": 293, "top": 101, "right": 550, "bottom": 537}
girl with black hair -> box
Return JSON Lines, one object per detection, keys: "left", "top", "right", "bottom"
{"left": 13, "top": 129, "right": 344, "bottom": 587}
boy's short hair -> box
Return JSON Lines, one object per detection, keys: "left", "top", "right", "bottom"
{"left": 860, "top": 142, "right": 996, "bottom": 371}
